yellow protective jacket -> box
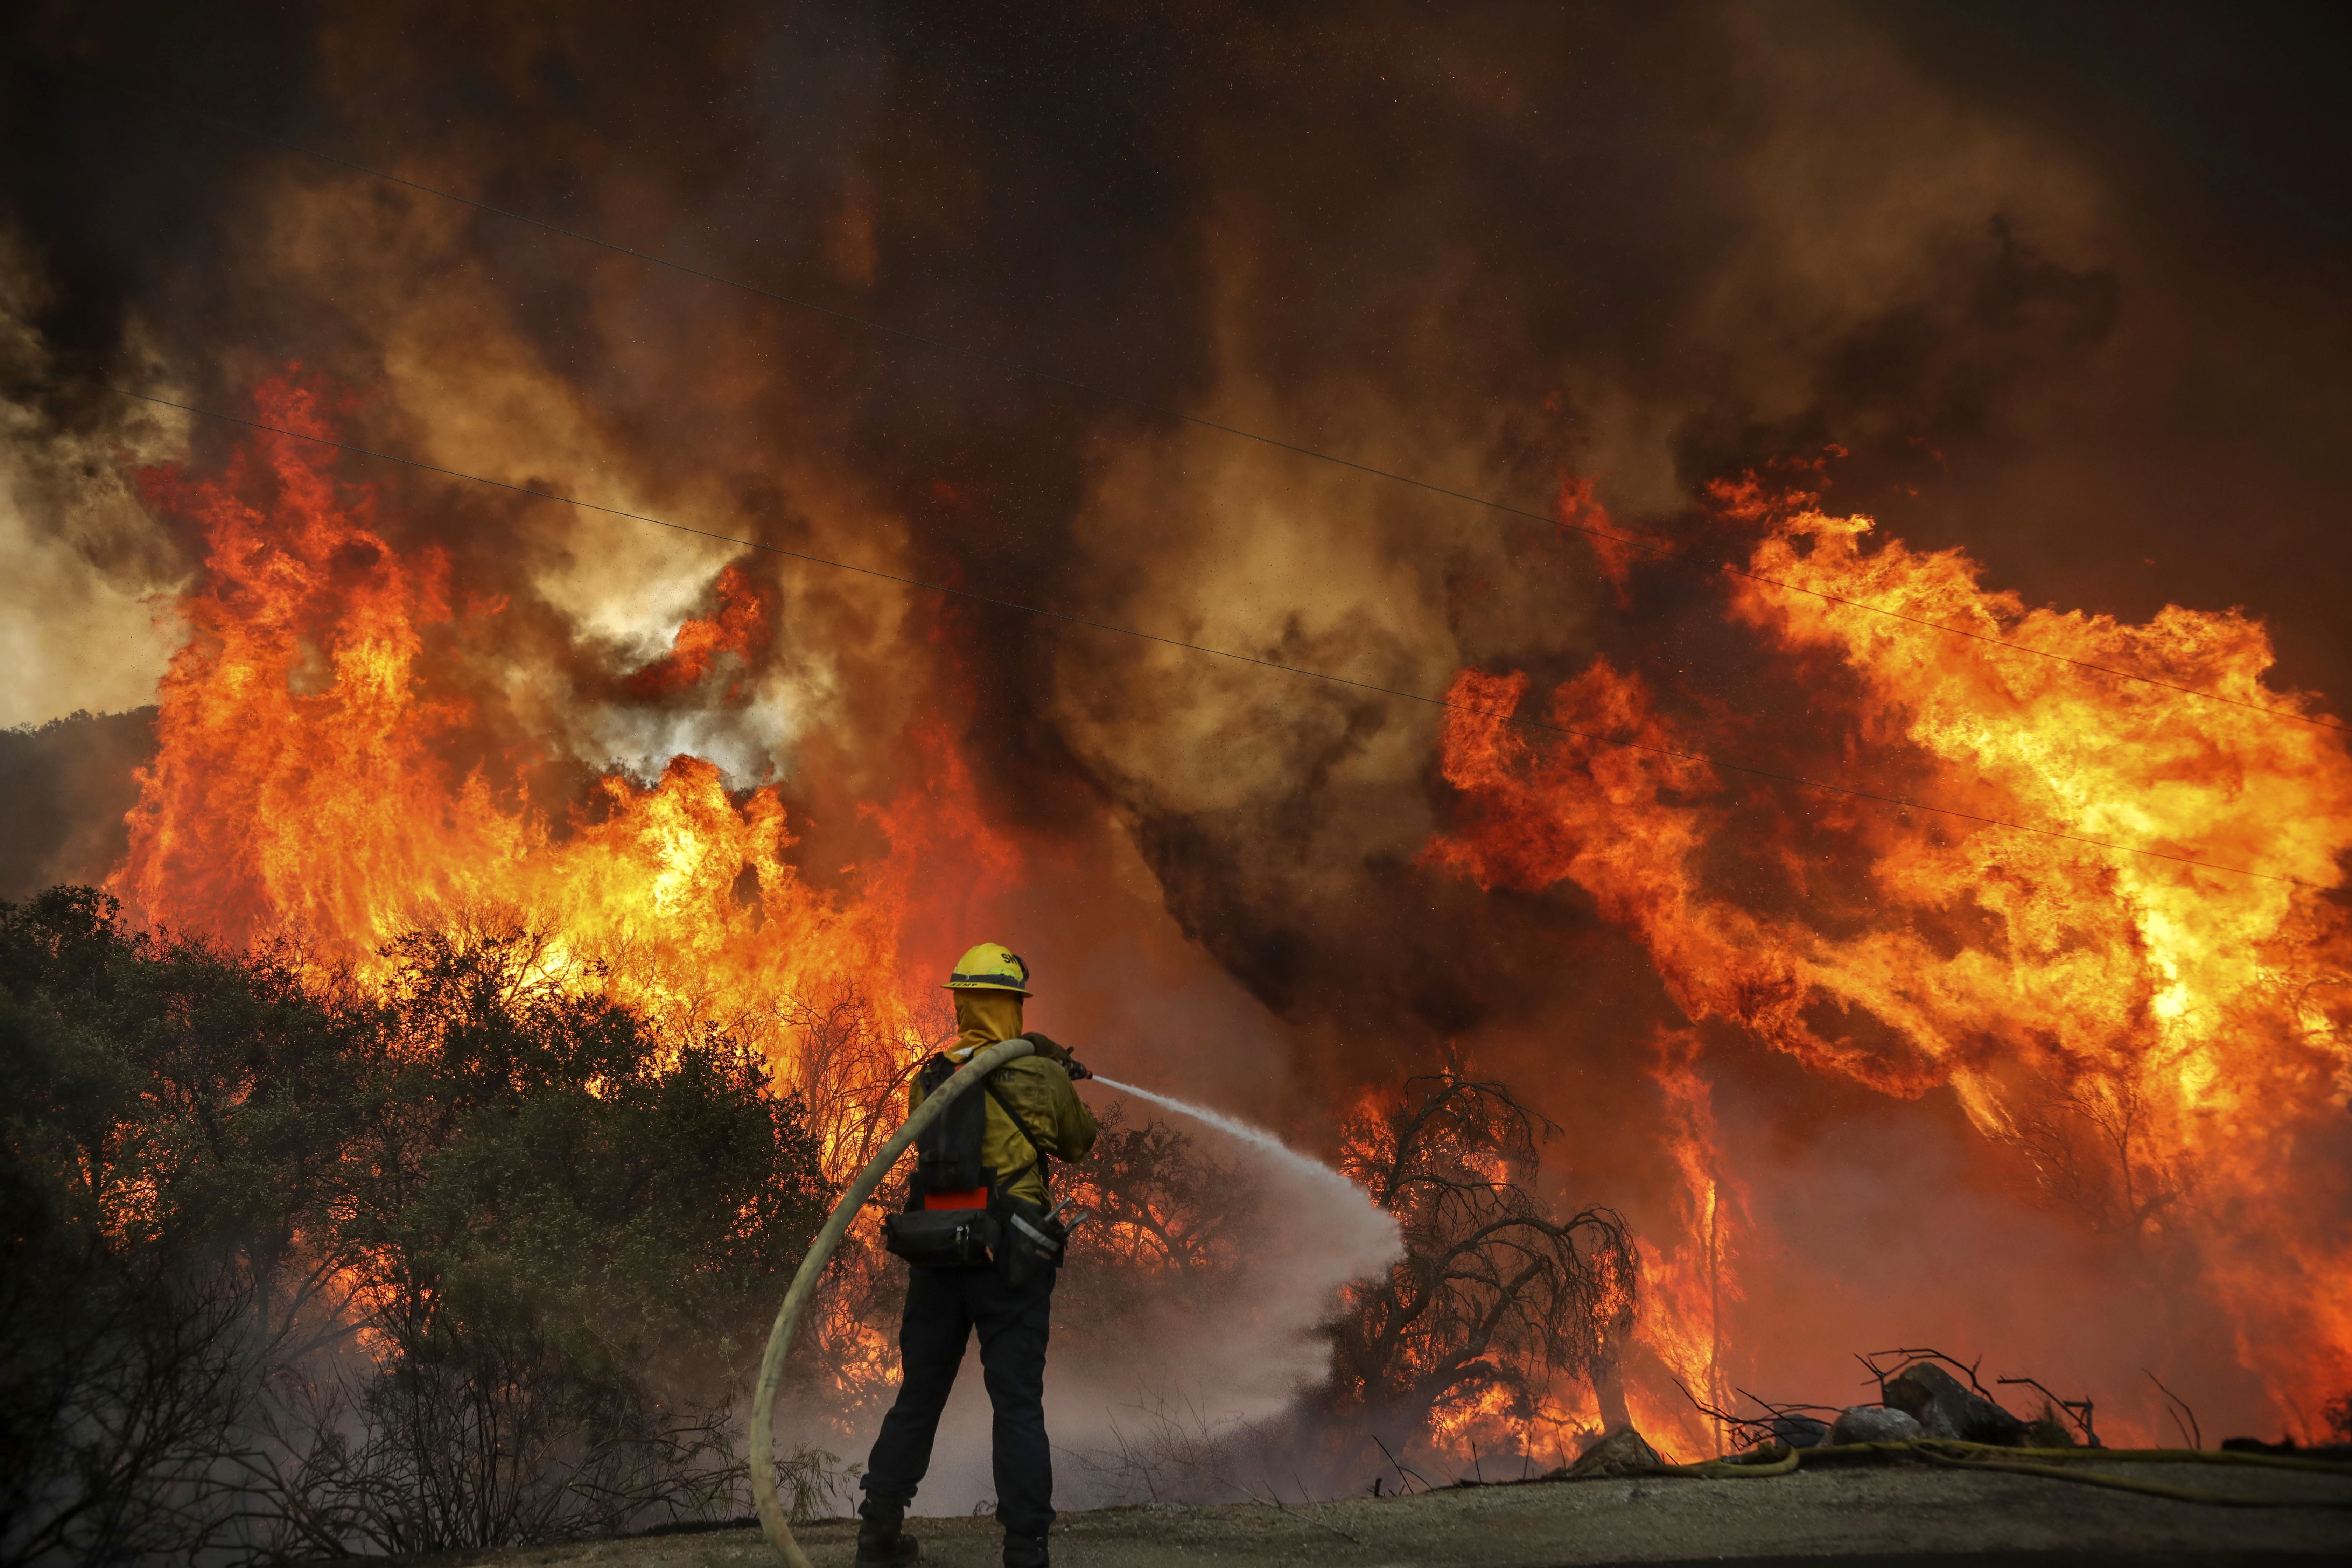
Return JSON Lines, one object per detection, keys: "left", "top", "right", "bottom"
{"left": 912, "top": 997, "right": 1096, "bottom": 1208}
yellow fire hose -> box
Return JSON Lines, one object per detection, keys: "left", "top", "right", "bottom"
{"left": 1657, "top": 1445, "right": 1801, "bottom": 1478}
{"left": 749, "top": 1036, "right": 1036, "bottom": 1568}
{"left": 1654, "top": 1438, "right": 2352, "bottom": 1506}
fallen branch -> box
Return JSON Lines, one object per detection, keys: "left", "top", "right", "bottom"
{"left": 1859, "top": 1346, "right": 1994, "bottom": 1401}
{"left": 2143, "top": 1369, "right": 2202, "bottom": 1451}
{"left": 1996, "top": 1375, "right": 2100, "bottom": 1447}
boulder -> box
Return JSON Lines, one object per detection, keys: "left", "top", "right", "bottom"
{"left": 1769, "top": 1413, "right": 1832, "bottom": 1449}
{"left": 1829, "top": 1405, "right": 1926, "bottom": 1444}
{"left": 1883, "top": 1362, "right": 2030, "bottom": 1446}
{"left": 1560, "top": 1426, "right": 1665, "bottom": 1478}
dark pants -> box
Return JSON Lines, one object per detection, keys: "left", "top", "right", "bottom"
{"left": 862, "top": 1262, "right": 1058, "bottom": 1536}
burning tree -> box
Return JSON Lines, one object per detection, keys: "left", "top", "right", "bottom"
{"left": 1051, "top": 1103, "right": 1260, "bottom": 1363}
{"left": 1991, "top": 1068, "right": 2201, "bottom": 1237}
{"left": 1329, "top": 1070, "right": 1636, "bottom": 1452}
{"left": 1062, "top": 1105, "right": 1256, "bottom": 1282}
{"left": 774, "top": 984, "right": 951, "bottom": 1178}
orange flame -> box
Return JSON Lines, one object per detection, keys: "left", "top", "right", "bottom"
{"left": 110, "top": 370, "right": 1011, "bottom": 1100}
{"left": 1429, "top": 479, "right": 2352, "bottom": 1432}
{"left": 1626, "top": 1029, "right": 1746, "bottom": 1457}
{"left": 1556, "top": 473, "right": 1635, "bottom": 602}
{"left": 622, "top": 562, "right": 773, "bottom": 702}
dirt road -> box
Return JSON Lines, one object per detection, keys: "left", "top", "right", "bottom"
{"left": 346, "top": 1455, "right": 2349, "bottom": 1568}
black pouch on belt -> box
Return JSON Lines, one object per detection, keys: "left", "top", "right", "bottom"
{"left": 996, "top": 1196, "right": 1067, "bottom": 1288}
{"left": 883, "top": 1205, "right": 1002, "bottom": 1268}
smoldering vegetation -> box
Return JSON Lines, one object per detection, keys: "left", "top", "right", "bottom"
{"left": 0, "top": 887, "right": 1636, "bottom": 1563}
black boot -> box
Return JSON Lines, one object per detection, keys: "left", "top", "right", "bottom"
{"left": 1003, "top": 1532, "right": 1049, "bottom": 1568}
{"left": 855, "top": 1495, "right": 919, "bottom": 1566}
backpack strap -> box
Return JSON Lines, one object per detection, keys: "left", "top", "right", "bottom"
{"left": 983, "top": 1076, "right": 1056, "bottom": 1200}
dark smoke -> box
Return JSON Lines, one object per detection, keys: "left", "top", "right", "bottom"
{"left": 0, "top": 709, "right": 154, "bottom": 897}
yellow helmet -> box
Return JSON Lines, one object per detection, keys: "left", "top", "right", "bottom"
{"left": 943, "top": 942, "right": 1032, "bottom": 996}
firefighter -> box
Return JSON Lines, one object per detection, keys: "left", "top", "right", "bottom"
{"left": 856, "top": 943, "right": 1097, "bottom": 1568}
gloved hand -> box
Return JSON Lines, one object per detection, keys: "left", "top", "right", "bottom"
{"left": 1021, "top": 1031, "right": 1074, "bottom": 1066}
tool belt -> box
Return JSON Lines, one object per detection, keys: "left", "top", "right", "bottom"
{"left": 882, "top": 1053, "right": 1072, "bottom": 1281}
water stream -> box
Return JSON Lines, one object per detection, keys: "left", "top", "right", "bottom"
{"left": 1088, "top": 1074, "right": 1366, "bottom": 1209}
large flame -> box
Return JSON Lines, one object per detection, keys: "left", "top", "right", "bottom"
{"left": 111, "top": 372, "right": 1011, "bottom": 1073}
{"left": 1626, "top": 1028, "right": 1748, "bottom": 1459}
{"left": 1427, "top": 477, "right": 2352, "bottom": 1434}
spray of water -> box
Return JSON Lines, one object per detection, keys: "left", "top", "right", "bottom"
{"left": 1089, "top": 1075, "right": 1372, "bottom": 1214}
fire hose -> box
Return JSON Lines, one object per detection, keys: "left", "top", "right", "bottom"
{"left": 749, "top": 1036, "right": 1037, "bottom": 1568}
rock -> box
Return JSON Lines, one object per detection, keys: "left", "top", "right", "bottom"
{"left": 1769, "top": 1413, "right": 1832, "bottom": 1449}
{"left": 1829, "top": 1405, "right": 1926, "bottom": 1444}
{"left": 1560, "top": 1426, "right": 1665, "bottom": 1478}
{"left": 1883, "top": 1362, "right": 2031, "bottom": 1446}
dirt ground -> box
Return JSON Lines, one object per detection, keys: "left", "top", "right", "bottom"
{"left": 348, "top": 1455, "right": 2351, "bottom": 1568}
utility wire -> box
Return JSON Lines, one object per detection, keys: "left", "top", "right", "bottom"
{"left": 64, "top": 377, "right": 2324, "bottom": 891}
{"left": 95, "top": 79, "right": 2351, "bottom": 740}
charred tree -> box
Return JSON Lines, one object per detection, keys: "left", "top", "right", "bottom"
{"left": 1327, "top": 1070, "right": 1636, "bottom": 1445}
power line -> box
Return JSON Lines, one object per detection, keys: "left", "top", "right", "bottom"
{"left": 65, "top": 377, "right": 2324, "bottom": 891}
{"left": 100, "top": 79, "right": 2351, "bottom": 741}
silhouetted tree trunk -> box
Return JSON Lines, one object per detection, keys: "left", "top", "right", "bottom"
{"left": 1330, "top": 1069, "right": 1637, "bottom": 1445}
